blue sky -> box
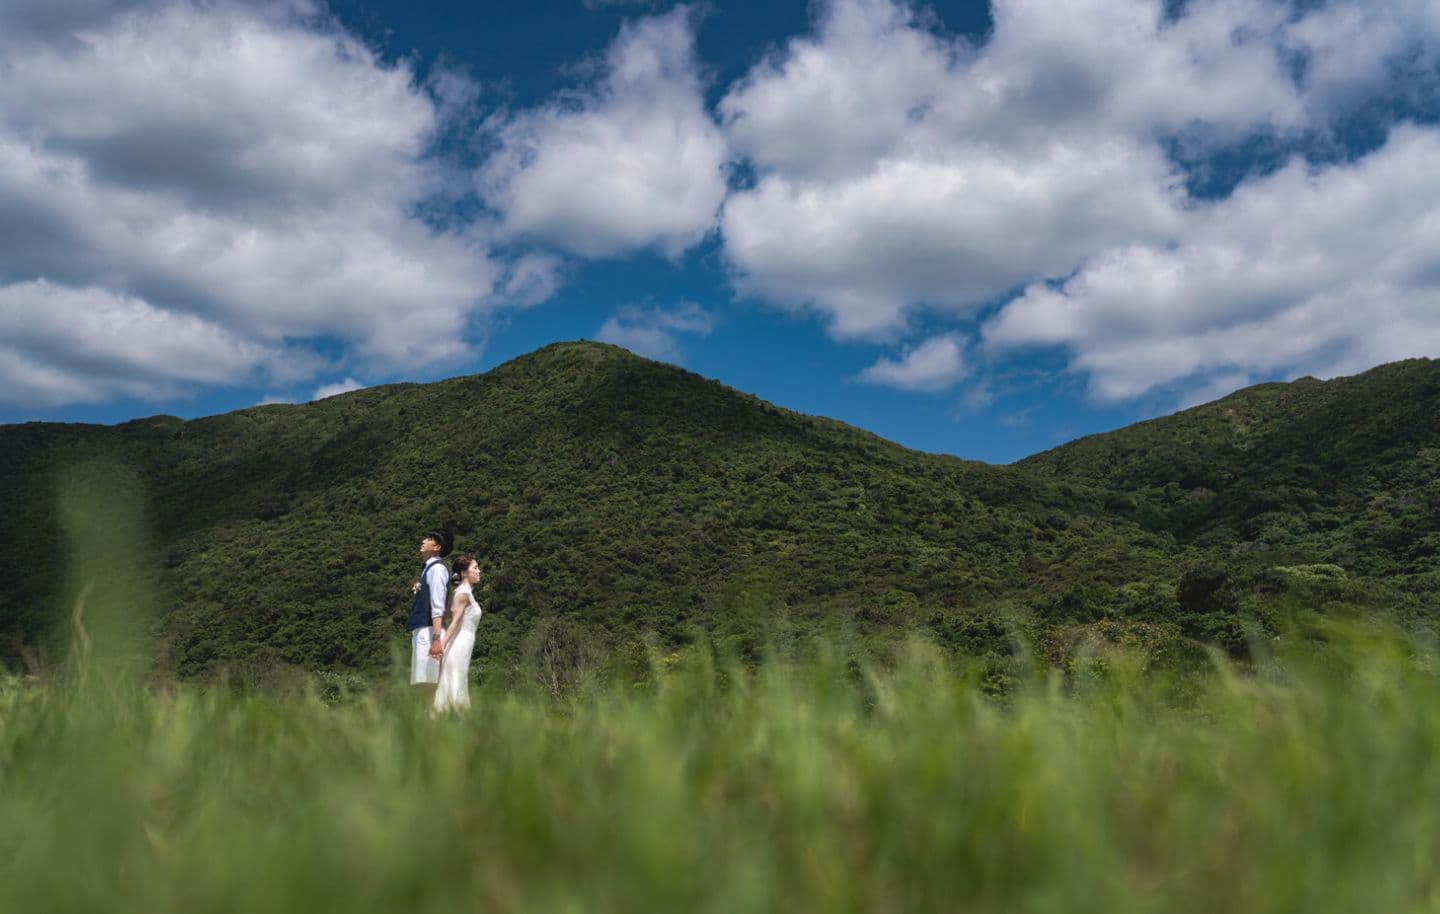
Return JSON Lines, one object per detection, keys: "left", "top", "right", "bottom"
{"left": 1, "top": 0, "right": 1437, "bottom": 463}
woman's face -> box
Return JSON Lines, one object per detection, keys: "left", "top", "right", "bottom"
{"left": 467, "top": 563, "right": 482, "bottom": 585}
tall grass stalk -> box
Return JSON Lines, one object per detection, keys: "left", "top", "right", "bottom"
{"left": 4, "top": 624, "right": 1440, "bottom": 913}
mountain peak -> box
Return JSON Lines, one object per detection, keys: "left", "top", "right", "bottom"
{"left": 3, "top": 349, "right": 1437, "bottom": 676}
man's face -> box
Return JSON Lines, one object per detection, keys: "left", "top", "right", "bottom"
{"left": 420, "top": 536, "right": 440, "bottom": 557}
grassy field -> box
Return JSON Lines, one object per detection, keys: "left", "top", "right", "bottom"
{"left": 4, "top": 622, "right": 1440, "bottom": 914}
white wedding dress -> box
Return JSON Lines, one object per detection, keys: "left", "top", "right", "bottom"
{"left": 433, "top": 583, "right": 481, "bottom": 712}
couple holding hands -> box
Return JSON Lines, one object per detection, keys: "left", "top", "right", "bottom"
{"left": 408, "top": 529, "right": 483, "bottom": 712}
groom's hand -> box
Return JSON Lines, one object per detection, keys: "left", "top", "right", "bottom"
{"left": 429, "top": 636, "right": 444, "bottom": 659}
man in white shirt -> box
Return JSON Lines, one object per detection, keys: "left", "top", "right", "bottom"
{"left": 407, "top": 529, "right": 451, "bottom": 687}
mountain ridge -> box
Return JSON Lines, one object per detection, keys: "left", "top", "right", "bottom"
{"left": 1023, "top": 357, "right": 1440, "bottom": 578}
{"left": 1, "top": 342, "right": 1435, "bottom": 676}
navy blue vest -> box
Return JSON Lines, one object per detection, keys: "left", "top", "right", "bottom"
{"left": 407, "top": 558, "right": 446, "bottom": 631}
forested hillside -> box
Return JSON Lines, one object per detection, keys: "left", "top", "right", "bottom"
{"left": 1, "top": 343, "right": 1435, "bottom": 678}
{"left": 1023, "top": 359, "right": 1440, "bottom": 582}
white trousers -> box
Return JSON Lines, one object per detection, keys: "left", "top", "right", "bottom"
{"left": 410, "top": 627, "right": 440, "bottom": 684}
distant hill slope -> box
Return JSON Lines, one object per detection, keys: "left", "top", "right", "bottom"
{"left": 1021, "top": 358, "right": 1440, "bottom": 579}
{"left": 0, "top": 343, "right": 1167, "bottom": 674}
{"left": 2, "top": 343, "right": 1436, "bottom": 675}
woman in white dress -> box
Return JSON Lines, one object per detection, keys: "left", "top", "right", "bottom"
{"left": 433, "top": 553, "right": 482, "bottom": 713}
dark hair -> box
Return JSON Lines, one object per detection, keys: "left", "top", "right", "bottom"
{"left": 450, "top": 553, "right": 476, "bottom": 583}
{"left": 425, "top": 529, "right": 452, "bottom": 556}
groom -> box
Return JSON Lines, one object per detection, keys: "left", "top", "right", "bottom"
{"left": 408, "top": 529, "right": 452, "bottom": 687}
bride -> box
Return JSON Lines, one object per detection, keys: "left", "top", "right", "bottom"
{"left": 433, "top": 553, "right": 482, "bottom": 713}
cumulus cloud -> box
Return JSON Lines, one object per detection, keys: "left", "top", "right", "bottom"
{"left": 0, "top": 0, "right": 505, "bottom": 407}
{"left": 1287, "top": 0, "right": 1440, "bottom": 120}
{"left": 719, "top": 0, "right": 1440, "bottom": 401}
{"left": 716, "top": 0, "right": 1406, "bottom": 318}
{"left": 479, "top": 6, "right": 728, "bottom": 260}
{"left": 858, "top": 334, "right": 967, "bottom": 392}
{"left": 723, "top": 141, "right": 1184, "bottom": 339}
{"left": 984, "top": 125, "right": 1440, "bottom": 401}
{"left": 5, "top": 0, "right": 1437, "bottom": 416}
{"left": 716, "top": 0, "right": 1307, "bottom": 338}
{"left": 312, "top": 378, "right": 365, "bottom": 400}
{"left": 595, "top": 301, "right": 715, "bottom": 363}
{"left": 0, "top": 281, "right": 312, "bottom": 408}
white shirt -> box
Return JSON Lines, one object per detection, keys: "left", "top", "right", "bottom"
{"left": 423, "top": 558, "right": 448, "bottom": 619}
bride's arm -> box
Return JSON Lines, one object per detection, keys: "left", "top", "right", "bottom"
{"left": 441, "top": 590, "right": 466, "bottom": 649}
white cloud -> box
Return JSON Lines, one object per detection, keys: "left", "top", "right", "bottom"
{"left": 723, "top": 141, "right": 1183, "bottom": 339}
{"left": 720, "top": 0, "right": 957, "bottom": 183}
{"left": 984, "top": 125, "right": 1440, "bottom": 401}
{"left": 718, "top": 0, "right": 1439, "bottom": 355}
{"left": 4, "top": 0, "right": 1436, "bottom": 415}
{"left": 1287, "top": 0, "right": 1440, "bottom": 120}
{"left": 722, "top": 0, "right": 1305, "bottom": 183}
{"left": 858, "top": 334, "right": 968, "bottom": 392}
{"left": 0, "top": 280, "right": 312, "bottom": 408}
{"left": 497, "top": 253, "right": 567, "bottom": 309}
{"left": 595, "top": 301, "right": 714, "bottom": 363}
{"left": 479, "top": 6, "right": 728, "bottom": 259}
{"left": 0, "top": 0, "right": 505, "bottom": 408}
{"left": 312, "top": 378, "right": 365, "bottom": 400}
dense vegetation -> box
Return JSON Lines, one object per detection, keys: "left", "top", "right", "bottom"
{"left": 5, "top": 622, "right": 1440, "bottom": 913}
{"left": 1024, "top": 359, "right": 1440, "bottom": 583}
{"left": 1, "top": 343, "right": 1436, "bottom": 680}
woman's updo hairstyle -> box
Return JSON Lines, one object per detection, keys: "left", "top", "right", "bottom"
{"left": 450, "top": 553, "right": 476, "bottom": 583}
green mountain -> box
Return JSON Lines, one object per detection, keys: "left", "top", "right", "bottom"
{"left": 1022, "top": 358, "right": 1440, "bottom": 581}
{"left": 1, "top": 343, "right": 1435, "bottom": 677}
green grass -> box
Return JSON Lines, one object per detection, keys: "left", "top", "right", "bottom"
{"left": 5, "top": 624, "right": 1440, "bottom": 913}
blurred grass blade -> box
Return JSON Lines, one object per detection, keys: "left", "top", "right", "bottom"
{"left": 56, "top": 459, "right": 156, "bottom": 685}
